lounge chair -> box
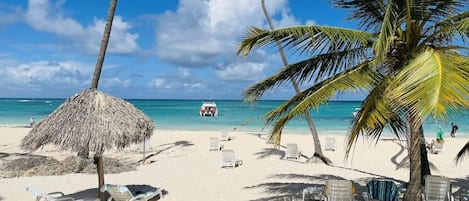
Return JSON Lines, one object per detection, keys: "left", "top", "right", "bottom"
{"left": 209, "top": 137, "right": 223, "bottom": 151}
{"left": 363, "top": 179, "right": 400, "bottom": 201}
{"left": 422, "top": 175, "right": 453, "bottom": 201}
{"left": 430, "top": 142, "right": 444, "bottom": 154}
{"left": 220, "top": 149, "right": 242, "bottom": 168}
{"left": 25, "top": 186, "right": 75, "bottom": 201}
{"left": 100, "top": 184, "right": 163, "bottom": 201}
{"left": 324, "top": 179, "right": 354, "bottom": 201}
{"left": 325, "top": 137, "right": 336, "bottom": 151}
{"left": 285, "top": 143, "right": 301, "bottom": 160}
{"left": 219, "top": 131, "right": 231, "bottom": 141}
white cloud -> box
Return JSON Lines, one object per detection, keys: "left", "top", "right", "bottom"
{"left": 155, "top": 0, "right": 296, "bottom": 68}
{"left": 215, "top": 62, "right": 266, "bottom": 81}
{"left": 148, "top": 68, "right": 207, "bottom": 90}
{"left": 0, "top": 60, "right": 91, "bottom": 89}
{"left": 24, "top": 0, "right": 139, "bottom": 54}
{"left": 0, "top": 2, "right": 24, "bottom": 24}
{"left": 101, "top": 77, "right": 131, "bottom": 88}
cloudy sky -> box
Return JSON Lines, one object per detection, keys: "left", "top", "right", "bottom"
{"left": 0, "top": 0, "right": 364, "bottom": 100}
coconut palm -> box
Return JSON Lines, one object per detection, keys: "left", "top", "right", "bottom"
{"left": 21, "top": 1, "right": 155, "bottom": 200}
{"left": 260, "top": 0, "right": 330, "bottom": 164}
{"left": 237, "top": 1, "right": 468, "bottom": 200}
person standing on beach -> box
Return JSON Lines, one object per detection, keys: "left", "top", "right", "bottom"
{"left": 29, "top": 117, "right": 35, "bottom": 127}
{"left": 450, "top": 122, "right": 459, "bottom": 138}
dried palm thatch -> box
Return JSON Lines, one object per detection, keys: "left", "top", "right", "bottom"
{"left": 21, "top": 88, "right": 154, "bottom": 153}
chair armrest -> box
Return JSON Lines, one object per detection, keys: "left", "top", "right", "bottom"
{"left": 54, "top": 196, "right": 76, "bottom": 201}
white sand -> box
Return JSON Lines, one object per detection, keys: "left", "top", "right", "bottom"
{"left": 0, "top": 127, "right": 468, "bottom": 201}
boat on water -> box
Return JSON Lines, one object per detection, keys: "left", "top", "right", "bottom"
{"left": 199, "top": 101, "right": 218, "bottom": 117}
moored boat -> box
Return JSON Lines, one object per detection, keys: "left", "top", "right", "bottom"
{"left": 200, "top": 102, "right": 218, "bottom": 117}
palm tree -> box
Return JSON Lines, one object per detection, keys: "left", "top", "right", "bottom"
{"left": 455, "top": 141, "right": 469, "bottom": 163}
{"left": 237, "top": 1, "right": 468, "bottom": 201}
{"left": 260, "top": 0, "right": 330, "bottom": 164}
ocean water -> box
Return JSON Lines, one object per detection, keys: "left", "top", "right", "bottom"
{"left": 0, "top": 98, "right": 467, "bottom": 136}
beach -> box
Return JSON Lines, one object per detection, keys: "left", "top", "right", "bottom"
{"left": 0, "top": 127, "right": 468, "bottom": 201}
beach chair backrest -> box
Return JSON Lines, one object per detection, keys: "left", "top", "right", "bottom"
{"left": 367, "top": 179, "right": 399, "bottom": 201}
{"left": 325, "top": 180, "right": 353, "bottom": 201}
{"left": 287, "top": 144, "right": 298, "bottom": 153}
{"left": 424, "top": 175, "right": 452, "bottom": 201}
{"left": 101, "top": 184, "right": 133, "bottom": 201}
{"left": 221, "top": 149, "right": 236, "bottom": 167}
{"left": 325, "top": 137, "right": 336, "bottom": 151}
{"left": 220, "top": 131, "right": 229, "bottom": 141}
{"left": 209, "top": 137, "right": 220, "bottom": 150}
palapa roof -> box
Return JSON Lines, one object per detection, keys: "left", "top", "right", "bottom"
{"left": 22, "top": 88, "right": 155, "bottom": 153}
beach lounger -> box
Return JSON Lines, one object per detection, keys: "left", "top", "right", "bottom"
{"left": 220, "top": 149, "right": 242, "bottom": 168}
{"left": 363, "top": 179, "right": 400, "bottom": 201}
{"left": 25, "top": 186, "right": 76, "bottom": 201}
{"left": 324, "top": 179, "right": 354, "bottom": 201}
{"left": 219, "top": 131, "right": 231, "bottom": 141}
{"left": 423, "top": 175, "right": 453, "bottom": 201}
{"left": 325, "top": 137, "right": 336, "bottom": 151}
{"left": 285, "top": 143, "right": 301, "bottom": 160}
{"left": 100, "top": 184, "right": 163, "bottom": 201}
{"left": 209, "top": 137, "right": 223, "bottom": 151}
{"left": 430, "top": 142, "right": 444, "bottom": 154}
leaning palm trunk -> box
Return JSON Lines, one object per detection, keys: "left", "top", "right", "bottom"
{"left": 91, "top": 0, "right": 117, "bottom": 200}
{"left": 260, "top": 0, "right": 330, "bottom": 164}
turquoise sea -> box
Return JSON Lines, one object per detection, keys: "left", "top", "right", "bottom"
{"left": 0, "top": 98, "right": 467, "bottom": 136}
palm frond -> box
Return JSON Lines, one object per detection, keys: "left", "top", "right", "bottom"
{"left": 346, "top": 74, "right": 407, "bottom": 158}
{"left": 243, "top": 46, "right": 370, "bottom": 102}
{"left": 389, "top": 48, "right": 469, "bottom": 121}
{"left": 237, "top": 25, "right": 372, "bottom": 58}
{"left": 412, "top": 0, "right": 467, "bottom": 23}
{"left": 423, "top": 11, "right": 469, "bottom": 45}
{"left": 333, "top": 0, "right": 386, "bottom": 30}
{"left": 455, "top": 141, "right": 469, "bottom": 164}
{"left": 373, "top": 0, "right": 400, "bottom": 64}
{"left": 263, "top": 62, "right": 373, "bottom": 145}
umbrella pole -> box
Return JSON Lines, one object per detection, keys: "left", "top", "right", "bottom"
{"left": 94, "top": 154, "right": 105, "bottom": 201}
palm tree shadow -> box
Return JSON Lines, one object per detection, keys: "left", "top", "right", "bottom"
{"left": 451, "top": 176, "right": 469, "bottom": 197}
{"left": 390, "top": 140, "right": 438, "bottom": 171}
{"left": 244, "top": 174, "right": 367, "bottom": 201}
{"left": 254, "top": 148, "right": 284, "bottom": 159}
{"left": 137, "top": 140, "right": 194, "bottom": 163}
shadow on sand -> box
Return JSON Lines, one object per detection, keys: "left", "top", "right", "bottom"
{"left": 64, "top": 184, "right": 167, "bottom": 201}
{"left": 245, "top": 174, "right": 369, "bottom": 201}
{"left": 137, "top": 140, "right": 194, "bottom": 164}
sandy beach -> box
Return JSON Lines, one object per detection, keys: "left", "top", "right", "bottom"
{"left": 0, "top": 127, "right": 468, "bottom": 201}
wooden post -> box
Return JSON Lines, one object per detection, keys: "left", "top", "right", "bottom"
{"left": 95, "top": 154, "right": 105, "bottom": 201}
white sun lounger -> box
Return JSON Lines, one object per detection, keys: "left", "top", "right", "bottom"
{"left": 423, "top": 175, "right": 453, "bottom": 201}
{"left": 220, "top": 149, "right": 242, "bottom": 168}
{"left": 324, "top": 179, "right": 354, "bottom": 201}
{"left": 285, "top": 143, "right": 301, "bottom": 160}
{"left": 25, "top": 186, "right": 76, "bottom": 201}
{"left": 325, "top": 137, "right": 336, "bottom": 151}
{"left": 209, "top": 137, "right": 223, "bottom": 151}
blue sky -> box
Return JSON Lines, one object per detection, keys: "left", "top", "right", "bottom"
{"left": 0, "top": 0, "right": 365, "bottom": 100}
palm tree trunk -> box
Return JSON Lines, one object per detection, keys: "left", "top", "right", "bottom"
{"left": 419, "top": 126, "right": 431, "bottom": 181}
{"left": 403, "top": 116, "right": 423, "bottom": 201}
{"left": 91, "top": 0, "right": 118, "bottom": 200}
{"left": 91, "top": 0, "right": 117, "bottom": 89}
{"left": 261, "top": 0, "right": 330, "bottom": 164}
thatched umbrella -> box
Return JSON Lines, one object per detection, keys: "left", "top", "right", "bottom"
{"left": 21, "top": 1, "right": 154, "bottom": 200}
{"left": 21, "top": 88, "right": 154, "bottom": 153}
